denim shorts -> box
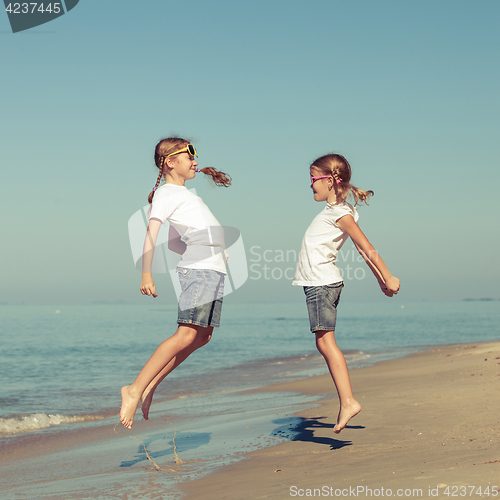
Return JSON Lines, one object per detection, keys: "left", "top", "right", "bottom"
{"left": 303, "top": 282, "right": 344, "bottom": 333}
{"left": 177, "top": 268, "right": 225, "bottom": 328}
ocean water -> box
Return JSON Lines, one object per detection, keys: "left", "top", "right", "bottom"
{"left": 0, "top": 299, "right": 499, "bottom": 438}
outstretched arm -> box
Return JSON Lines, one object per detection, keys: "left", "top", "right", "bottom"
{"left": 353, "top": 242, "right": 396, "bottom": 297}
{"left": 336, "top": 214, "right": 400, "bottom": 296}
{"left": 140, "top": 218, "right": 162, "bottom": 298}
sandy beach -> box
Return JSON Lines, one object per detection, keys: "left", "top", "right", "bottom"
{"left": 1, "top": 341, "right": 499, "bottom": 500}
{"left": 181, "top": 342, "right": 500, "bottom": 499}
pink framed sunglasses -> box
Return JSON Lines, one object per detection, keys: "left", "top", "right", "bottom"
{"left": 310, "top": 174, "right": 342, "bottom": 187}
{"left": 310, "top": 174, "right": 331, "bottom": 186}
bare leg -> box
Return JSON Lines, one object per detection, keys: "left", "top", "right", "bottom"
{"left": 141, "top": 333, "right": 211, "bottom": 420}
{"left": 120, "top": 324, "right": 213, "bottom": 429}
{"left": 315, "top": 330, "right": 361, "bottom": 433}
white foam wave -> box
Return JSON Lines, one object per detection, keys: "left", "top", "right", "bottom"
{"left": 345, "top": 351, "right": 372, "bottom": 365}
{"left": 0, "top": 413, "right": 103, "bottom": 435}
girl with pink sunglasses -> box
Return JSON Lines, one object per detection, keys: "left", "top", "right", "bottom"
{"left": 293, "top": 153, "right": 400, "bottom": 434}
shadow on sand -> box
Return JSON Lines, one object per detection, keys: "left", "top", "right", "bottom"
{"left": 272, "top": 416, "right": 364, "bottom": 450}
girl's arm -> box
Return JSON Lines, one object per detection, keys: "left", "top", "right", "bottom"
{"left": 352, "top": 241, "right": 395, "bottom": 297}
{"left": 140, "top": 218, "right": 162, "bottom": 298}
{"left": 336, "top": 214, "right": 400, "bottom": 296}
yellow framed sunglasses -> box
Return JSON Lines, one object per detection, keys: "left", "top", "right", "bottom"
{"left": 166, "top": 144, "right": 198, "bottom": 158}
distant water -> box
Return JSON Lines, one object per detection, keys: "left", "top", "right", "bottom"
{"left": 0, "top": 300, "right": 499, "bottom": 437}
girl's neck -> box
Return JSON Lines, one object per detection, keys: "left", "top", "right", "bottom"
{"left": 164, "top": 174, "right": 185, "bottom": 186}
{"left": 326, "top": 193, "right": 337, "bottom": 205}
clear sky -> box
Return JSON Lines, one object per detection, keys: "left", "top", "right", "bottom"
{"left": 1, "top": 0, "right": 499, "bottom": 305}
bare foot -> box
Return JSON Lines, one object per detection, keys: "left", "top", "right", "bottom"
{"left": 333, "top": 400, "right": 361, "bottom": 434}
{"left": 141, "top": 388, "right": 154, "bottom": 420}
{"left": 120, "top": 385, "right": 140, "bottom": 429}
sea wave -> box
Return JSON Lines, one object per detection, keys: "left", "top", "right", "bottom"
{"left": 346, "top": 351, "right": 372, "bottom": 364}
{"left": 0, "top": 413, "right": 103, "bottom": 435}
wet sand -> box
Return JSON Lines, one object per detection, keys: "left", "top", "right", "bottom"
{"left": 181, "top": 342, "right": 500, "bottom": 499}
{"left": 0, "top": 386, "right": 322, "bottom": 499}
{"left": 1, "top": 342, "right": 499, "bottom": 500}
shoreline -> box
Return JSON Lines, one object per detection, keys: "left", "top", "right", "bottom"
{"left": 0, "top": 347, "right": 402, "bottom": 440}
{"left": 180, "top": 341, "right": 500, "bottom": 499}
{"left": 1, "top": 341, "right": 499, "bottom": 499}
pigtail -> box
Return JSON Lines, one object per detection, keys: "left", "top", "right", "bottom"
{"left": 148, "top": 162, "right": 163, "bottom": 204}
{"left": 199, "top": 167, "right": 232, "bottom": 187}
{"left": 336, "top": 182, "right": 373, "bottom": 206}
{"left": 312, "top": 153, "right": 373, "bottom": 206}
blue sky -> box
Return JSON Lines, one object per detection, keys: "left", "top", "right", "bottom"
{"left": 1, "top": 0, "right": 499, "bottom": 305}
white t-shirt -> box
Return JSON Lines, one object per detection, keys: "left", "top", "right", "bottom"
{"left": 292, "top": 201, "right": 359, "bottom": 286}
{"left": 149, "top": 184, "right": 227, "bottom": 274}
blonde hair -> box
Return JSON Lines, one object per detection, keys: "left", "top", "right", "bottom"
{"left": 148, "top": 137, "right": 231, "bottom": 203}
{"left": 311, "top": 153, "right": 373, "bottom": 206}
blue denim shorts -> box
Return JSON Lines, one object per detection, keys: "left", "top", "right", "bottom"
{"left": 303, "top": 282, "right": 344, "bottom": 333}
{"left": 177, "top": 268, "right": 225, "bottom": 328}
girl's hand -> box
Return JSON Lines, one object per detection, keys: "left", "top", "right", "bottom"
{"left": 140, "top": 275, "right": 157, "bottom": 298}
{"left": 380, "top": 282, "right": 394, "bottom": 297}
{"left": 384, "top": 276, "right": 400, "bottom": 296}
